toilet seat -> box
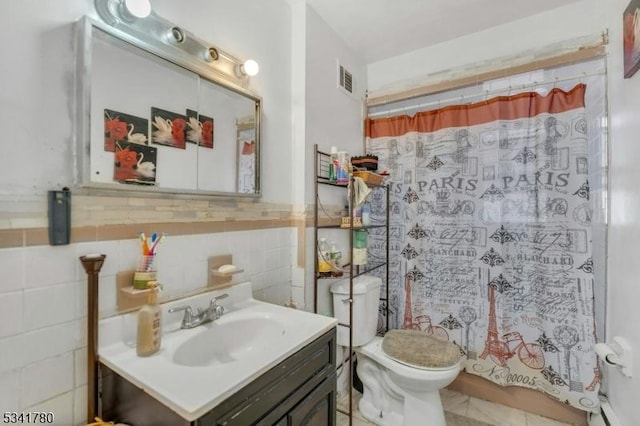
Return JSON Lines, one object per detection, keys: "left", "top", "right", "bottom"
{"left": 358, "top": 337, "right": 461, "bottom": 376}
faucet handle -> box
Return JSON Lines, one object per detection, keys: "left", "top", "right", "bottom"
{"left": 168, "top": 305, "right": 195, "bottom": 322}
{"left": 209, "top": 294, "right": 228, "bottom": 319}
{"left": 209, "top": 293, "right": 228, "bottom": 307}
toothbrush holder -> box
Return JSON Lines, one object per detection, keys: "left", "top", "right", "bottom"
{"left": 133, "top": 255, "right": 157, "bottom": 289}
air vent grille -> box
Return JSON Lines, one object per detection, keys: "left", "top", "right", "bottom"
{"left": 338, "top": 62, "right": 354, "bottom": 94}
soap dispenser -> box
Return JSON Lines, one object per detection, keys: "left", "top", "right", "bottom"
{"left": 136, "top": 281, "right": 161, "bottom": 357}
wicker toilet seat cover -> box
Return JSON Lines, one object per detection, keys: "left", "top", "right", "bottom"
{"left": 381, "top": 329, "right": 461, "bottom": 368}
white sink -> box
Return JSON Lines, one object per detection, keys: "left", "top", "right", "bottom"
{"left": 98, "top": 282, "right": 337, "bottom": 421}
{"left": 171, "top": 313, "right": 285, "bottom": 367}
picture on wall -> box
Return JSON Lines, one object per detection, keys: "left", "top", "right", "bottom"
{"left": 104, "top": 109, "right": 149, "bottom": 152}
{"left": 624, "top": 0, "right": 640, "bottom": 77}
{"left": 114, "top": 141, "right": 157, "bottom": 185}
{"left": 185, "top": 109, "right": 214, "bottom": 148}
{"left": 151, "top": 107, "right": 186, "bottom": 149}
{"left": 186, "top": 109, "right": 200, "bottom": 144}
{"left": 199, "top": 114, "right": 214, "bottom": 149}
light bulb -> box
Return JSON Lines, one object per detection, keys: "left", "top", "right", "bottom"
{"left": 124, "top": 0, "right": 151, "bottom": 18}
{"left": 242, "top": 59, "right": 259, "bottom": 76}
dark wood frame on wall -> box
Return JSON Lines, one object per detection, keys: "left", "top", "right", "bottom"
{"left": 624, "top": 0, "right": 640, "bottom": 78}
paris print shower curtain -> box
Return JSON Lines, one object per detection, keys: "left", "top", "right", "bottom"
{"left": 365, "top": 84, "right": 600, "bottom": 411}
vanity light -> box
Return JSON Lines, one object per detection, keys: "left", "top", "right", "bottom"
{"left": 95, "top": 0, "right": 151, "bottom": 25}
{"left": 166, "top": 26, "right": 186, "bottom": 44}
{"left": 205, "top": 47, "right": 220, "bottom": 62}
{"left": 124, "top": 0, "right": 151, "bottom": 19}
{"left": 94, "top": 0, "right": 259, "bottom": 85}
{"left": 239, "top": 59, "right": 260, "bottom": 77}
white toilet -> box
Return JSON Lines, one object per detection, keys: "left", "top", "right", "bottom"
{"left": 331, "top": 275, "right": 461, "bottom": 426}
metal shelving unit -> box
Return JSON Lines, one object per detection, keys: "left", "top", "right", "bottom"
{"left": 313, "top": 144, "right": 390, "bottom": 425}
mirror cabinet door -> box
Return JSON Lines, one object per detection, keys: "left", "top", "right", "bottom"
{"left": 83, "top": 23, "right": 261, "bottom": 197}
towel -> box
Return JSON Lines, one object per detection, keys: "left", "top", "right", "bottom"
{"left": 352, "top": 176, "right": 372, "bottom": 206}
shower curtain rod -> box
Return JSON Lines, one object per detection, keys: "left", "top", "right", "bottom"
{"left": 367, "top": 70, "right": 606, "bottom": 118}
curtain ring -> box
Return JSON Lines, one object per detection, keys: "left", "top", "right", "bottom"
{"left": 553, "top": 77, "right": 559, "bottom": 89}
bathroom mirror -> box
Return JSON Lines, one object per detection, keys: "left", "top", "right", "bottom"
{"left": 75, "top": 17, "right": 261, "bottom": 196}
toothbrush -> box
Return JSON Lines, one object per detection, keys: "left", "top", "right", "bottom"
{"left": 139, "top": 232, "right": 150, "bottom": 256}
{"left": 149, "top": 232, "right": 166, "bottom": 255}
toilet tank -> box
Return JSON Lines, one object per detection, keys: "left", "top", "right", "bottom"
{"left": 330, "top": 275, "right": 382, "bottom": 347}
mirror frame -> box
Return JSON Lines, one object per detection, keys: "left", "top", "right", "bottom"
{"left": 74, "top": 16, "right": 262, "bottom": 198}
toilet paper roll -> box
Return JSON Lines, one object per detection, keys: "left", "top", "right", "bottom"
{"left": 595, "top": 343, "right": 619, "bottom": 366}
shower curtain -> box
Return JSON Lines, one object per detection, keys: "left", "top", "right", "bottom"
{"left": 365, "top": 84, "right": 600, "bottom": 411}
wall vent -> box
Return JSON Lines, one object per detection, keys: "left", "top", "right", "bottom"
{"left": 337, "top": 60, "right": 354, "bottom": 95}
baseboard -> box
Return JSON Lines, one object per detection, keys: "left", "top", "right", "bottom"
{"left": 447, "top": 372, "right": 588, "bottom": 425}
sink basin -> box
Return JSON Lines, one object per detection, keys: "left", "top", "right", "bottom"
{"left": 98, "top": 281, "right": 337, "bottom": 421}
{"left": 172, "top": 314, "right": 285, "bottom": 367}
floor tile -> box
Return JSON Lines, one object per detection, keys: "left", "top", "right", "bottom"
{"left": 337, "top": 391, "right": 368, "bottom": 421}
{"left": 337, "top": 411, "right": 372, "bottom": 425}
{"left": 441, "top": 389, "right": 470, "bottom": 417}
{"left": 337, "top": 388, "right": 572, "bottom": 426}
{"left": 446, "top": 411, "right": 493, "bottom": 426}
{"left": 525, "top": 412, "right": 572, "bottom": 426}
{"left": 467, "top": 396, "right": 528, "bottom": 426}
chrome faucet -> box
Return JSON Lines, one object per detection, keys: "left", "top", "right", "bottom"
{"left": 168, "top": 294, "right": 228, "bottom": 329}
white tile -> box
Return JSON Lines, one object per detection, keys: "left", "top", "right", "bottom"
{"left": 252, "top": 288, "right": 265, "bottom": 301}
{"left": 21, "top": 352, "right": 74, "bottom": 407}
{"left": 25, "top": 391, "right": 74, "bottom": 426}
{"left": 263, "top": 282, "right": 290, "bottom": 305}
{"left": 97, "top": 274, "right": 117, "bottom": 317}
{"left": 183, "top": 259, "right": 207, "bottom": 288}
{"left": 248, "top": 248, "right": 265, "bottom": 275}
{"left": 117, "top": 239, "right": 141, "bottom": 272}
{"left": 467, "top": 396, "right": 527, "bottom": 426}
{"left": 74, "top": 348, "right": 87, "bottom": 387}
{"left": 154, "top": 237, "right": 187, "bottom": 269}
{"left": 156, "top": 266, "right": 187, "bottom": 300}
{"left": 291, "top": 286, "right": 305, "bottom": 309}
{"left": 0, "top": 291, "right": 23, "bottom": 338}
{"left": 226, "top": 231, "right": 249, "bottom": 256}
{"left": 265, "top": 249, "right": 279, "bottom": 272}
{"left": 277, "top": 227, "right": 291, "bottom": 248}
{"left": 262, "top": 229, "right": 278, "bottom": 251}
{"left": 76, "top": 280, "right": 87, "bottom": 320}
{"left": 24, "top": 245, "right": 77, "bottom": 288}
{"left": 23, "top": 282, "right": 76, "bottom": 330}
{"left": 73, "top": 385, "right": 87, "bottom": 426}
{"left": 22, "top": 321, "right": 82, "bottom": 366}
{"left": 0, "top": 334, "right": 25, "bottom": 374}
{"left": 277, "top": 246, "right": 291, "bottom": 268}
{"left": 250, "top": 272, "right": 266, "bottom": 290}
{"left": 0, "top": 369, "right": 20, "bottom": 412}
{"left": 201, "top": 233, "right": 226, "bottom": 258}
{"left": 0, "top": 248, "right": 25, "bottom": 293}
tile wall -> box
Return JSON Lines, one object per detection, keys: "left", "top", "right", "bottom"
{"left": 0, "top": 227, "right": 296, "bottom": 425}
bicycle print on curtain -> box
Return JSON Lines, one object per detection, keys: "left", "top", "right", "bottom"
{"left": 365, "top": 84, "right": 600, "bottom": 411}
